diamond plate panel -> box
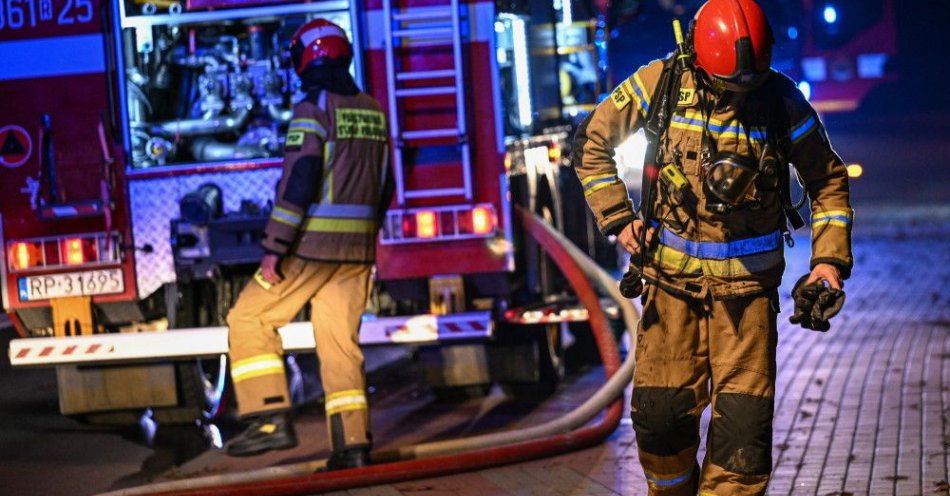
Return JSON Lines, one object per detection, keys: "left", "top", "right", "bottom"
{"left": 128, "top": 166, "right": 282, "bottom": 299}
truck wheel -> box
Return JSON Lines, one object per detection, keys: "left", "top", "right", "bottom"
{"left": 494, "top": 323, "right": 564, "bottom": 401}
{"left": 150, "top": 356, "right": 228, "bottom": 424}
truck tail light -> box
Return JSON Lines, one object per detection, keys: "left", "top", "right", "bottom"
{"left": 6, "top": 233, "right": 117, "bottom": 272}
{"left": 9, "top": 242, "right": 43, "bottom": 271}
{"left": 63, "top": 238, "right": 89, "bottom": 265}
{"left": 416, "top": 211, "right": 438, "bottom": 239}
{"left": 471, "top": 207, "right": 493, "bottom": 234}
{"left": 382, "top": 204, "right": 498, "bottom": 245}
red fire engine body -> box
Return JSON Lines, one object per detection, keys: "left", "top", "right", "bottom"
{"left": 2, "top": 0, "right": 614, "bottom": 419}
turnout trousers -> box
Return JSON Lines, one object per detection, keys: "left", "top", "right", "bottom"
{"left": 632, "top": 284, "right": 778, "bottom": 496}
{"left": 227, "top": 256, "right": 373, "bottom": 451}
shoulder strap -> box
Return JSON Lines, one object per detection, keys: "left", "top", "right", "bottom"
{"left": 637, "top": 54, "right": 681, "bottom": 267}
{"left": 764, "top": 80, "right": 806, "bottom": 231}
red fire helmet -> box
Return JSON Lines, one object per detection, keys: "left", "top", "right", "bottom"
{"left": 290, "top": 18, "right": 353, "bottom": 75}
{"left": 692, "top": 0, "right": 773, "bottom": 90}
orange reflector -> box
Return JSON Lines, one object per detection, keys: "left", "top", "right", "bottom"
{"left": 63, "top": 238, "right": 85, "bottom": 265}
{"left": 847, "top": 163, "right": 863, "bottom": 178}
{"left": 416, "top": 211, "right": 437, "bottom": 238}
{"left": 471, "top": 207, "right": 493, "bottom": 234}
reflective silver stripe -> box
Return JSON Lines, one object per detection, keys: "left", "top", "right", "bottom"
{"left": 288, "top": 118, "right": 327, "bottom": 138}
{"left": 307, "top": 203, "right": 374, "bottom": 219}
{"left": 231, "top": 354, "right": 285, "bottom": 383}
{"left": 270, "top": 207, "right": 303, "bottom": 227}
{"left": 379, "top": 144, "right": 390, "bottom": 196}
{"left": 325, "top": 393, "right": 368, "bottom": 414}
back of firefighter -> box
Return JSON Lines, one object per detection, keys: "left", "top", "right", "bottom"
{"left": 573, "top": 0, "right": 853, "bottom": 494}
{"left": 223, "top": 19, "right": 392, "bottom": 471}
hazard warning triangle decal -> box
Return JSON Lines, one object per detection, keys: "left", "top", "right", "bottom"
{"left": 1, "top": 130, "right": 26, "bottom": 156}
{"left": 0, "top": 125, "right": 32, "bottom": 168}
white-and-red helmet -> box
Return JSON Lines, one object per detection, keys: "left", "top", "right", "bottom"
{"left": 290, "top": 18, "right": 353, "bottom": 75}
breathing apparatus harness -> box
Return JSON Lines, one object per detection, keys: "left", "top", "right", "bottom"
{"left": 619, "top": 19, "right": 805, "bottom": 299}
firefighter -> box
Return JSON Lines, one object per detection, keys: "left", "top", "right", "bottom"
{"left": 223, "top": 18, "right": 392, "bottom": 471}
{"left": 573, "top": 0, "right": 852, "bottom": 494}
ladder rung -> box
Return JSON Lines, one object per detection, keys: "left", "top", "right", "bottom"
{"left": 397, "top": 69, "right": 457, "bottom": 81}
{"left": 401, "top": 129, "right": 459, "bottom": 140}
{"left": 392, "top": 9, "right": 453, "bottom": 22}
{"left": 395, "top": 86, "right": 456, "bottom": 98}
{"left": 405, "top": 188, "right": 467, "bottom": 199}
{"left": 393, "top": 27, "right": 453, "bottom": 39}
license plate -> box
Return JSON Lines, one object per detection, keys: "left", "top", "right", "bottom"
{"left": 18, "top": 269, "right": 125, "bottom": 301}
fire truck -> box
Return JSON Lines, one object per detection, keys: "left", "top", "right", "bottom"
{"left": 2, "top": 0, "right": 617, "bottom": 422}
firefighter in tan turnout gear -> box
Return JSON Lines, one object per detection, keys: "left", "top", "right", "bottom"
{"left": 223, "top": 19, "right": 392, "bottom": 470}
{"left": 573, "top": 0, "right": 853, "bottom": 494}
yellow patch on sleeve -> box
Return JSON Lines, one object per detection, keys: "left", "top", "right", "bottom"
{"left": 611, "top": 80, "right": 635, "bottom": 110}
{"left": 285, "top": 131, "right": 304, "bottom": 147}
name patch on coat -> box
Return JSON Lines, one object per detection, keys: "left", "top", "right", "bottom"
{"left": 611, "top": 80, "right": 635, "bottom": 110}
{"left": 336, "top": 108, "right": 387, "bottom": 141}
{"left": 284, "top": 131, "right": 304, "bottom": 152}
{"left": 286, "top": 131, "right": 304, "bottom": 146}
{"left": 678, "top": 88, "right": 696, "bottom": 106}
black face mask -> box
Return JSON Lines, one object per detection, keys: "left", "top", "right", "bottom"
{"left": 698, "top": 68, "right": 770, "bottom": 98}
{"left": 704, "top": 152, "right": 758, "bottom": 210}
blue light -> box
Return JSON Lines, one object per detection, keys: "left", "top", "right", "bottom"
{"left": 823, "top": 5, "right": 838, "bottom": 24}
{"left": 798, "top": 81, "right": 812, "bottom": 100}
{"left": 787, "top": 26, "right": 799, "bottom": 40}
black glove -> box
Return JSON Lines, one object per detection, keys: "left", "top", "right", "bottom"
{"left": 789, "top": 274, "right": 846, "bottom": 331}
{"left": 619, "top": 266, "right": 644, "bottom": 299}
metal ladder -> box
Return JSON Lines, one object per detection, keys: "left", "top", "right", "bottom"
{"left": 382, "top": 0, "right": 473, "bottom": 206}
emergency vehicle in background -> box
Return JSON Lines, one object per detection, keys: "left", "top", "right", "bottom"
{"left": 2, "top": 0, "right": 615, "bottom": 422}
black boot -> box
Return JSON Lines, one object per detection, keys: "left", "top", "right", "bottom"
{"left": 323, "top": 447, "right": 371, "bottom": 471}
{"left": 224, "top": 413, "right": 298, "bottom": 457}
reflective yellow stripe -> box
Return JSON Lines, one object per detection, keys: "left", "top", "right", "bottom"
{"left": 303, "top": 217, "right": 376, "bottom": 233}
{"left": 231, "top": 353, "right": 284, "bottom": 383}
{"left": 813, "top": 219, "right": 850, "bottom": 228}
{"left": 670, "top": 109, "right": 766, "bottom": 142}
{"left": 584, "top": 181, "right": 620, "bottom": 197}
{"left": 288, "top": 118, "right": 327, "bottom": 138}
{"left": 271, "top": 206, "right": 302, "bottom": 227}
{"left": 643, "top": 467, "right": 695, "bottom": 488}
{"left": 652, "top": 244, "right": 703, "bottom": 274}
{"left": 322, "top": 141, "right": 334, "bottom": 204}
{"left": 580, "top": 172, "right": 616, "bottom": 187}
{"left": 325, "top": 389, "right": 368, "bottom": 415}
{"left": 651, "top": 244, "right": 784, "bottom": 278}
{"left": 326, "top": 389, "right": 365, "bottom": 401}
{"left": 812, "top": 209, "right": 852, "bottom": 230}
{"left": 700, "top": 251, "right": 784, "bottom": 278}
{"left": 812, "top": 210, "right": 852, "bottom": 220}
{"left": 632, "top": 73, "right": 651, "bottom": 116}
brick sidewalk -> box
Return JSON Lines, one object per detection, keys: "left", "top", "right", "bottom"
{"left": 765, "top": 213, "right": 950, "bottom": 496}
{"left": 329, "top": 210, "right": 949, "bottom": 496}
